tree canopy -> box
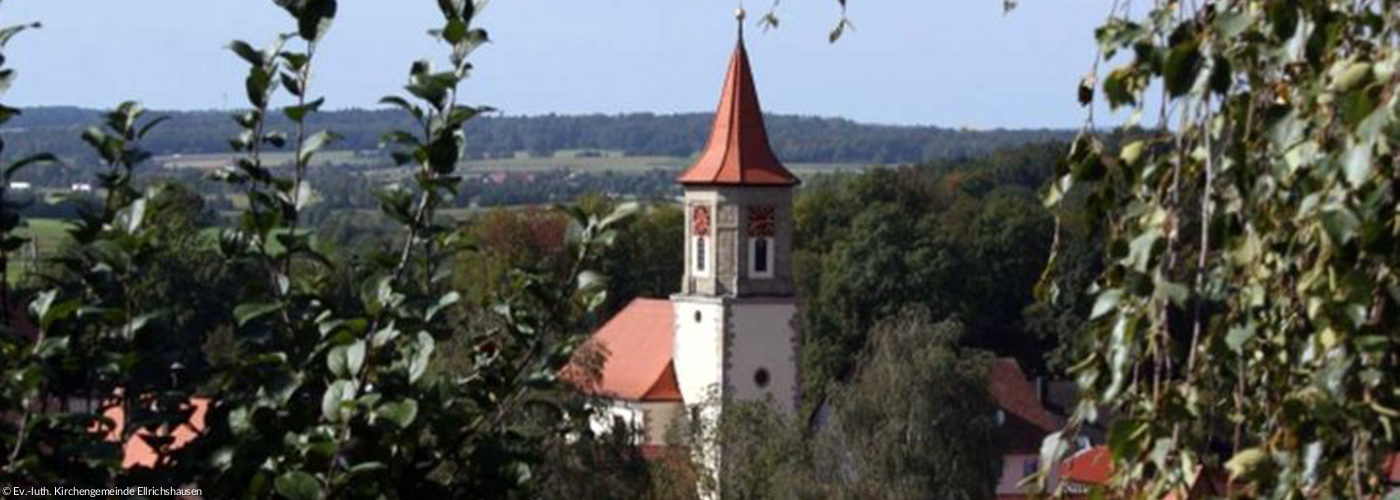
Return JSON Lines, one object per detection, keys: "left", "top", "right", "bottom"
{"left": 1040, "top": 1, "right": 1400, "bottom": 499}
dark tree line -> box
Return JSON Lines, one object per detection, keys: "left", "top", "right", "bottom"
{"left": 2, "top": 107, "right": 1072, "bottom": 172}
{"left": 793, "top": 143, "right": 1102, "bottom": 409}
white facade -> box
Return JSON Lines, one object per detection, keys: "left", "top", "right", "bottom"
{"left": 591, "top": 400, "right": 686, "bottom": 446}
{"left": 724, "top": 300, "right": 799, "bottom": 414}
{"left": 671, "top": 297, "right": 800, "bottom": 416}
{"left": 672, "top": 298, "right": 726, "bottom": 409}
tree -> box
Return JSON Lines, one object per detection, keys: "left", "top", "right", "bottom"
{"left": 961, "top": 186, "right": 1054, "bottom": 370}
{"left": 665, "top": 310, "right": 1003, "bottom": 500}
{"left": 1038, "top": 1, "right": 1400, "bottom": 499}
{"left": 659, "top": 394, "right": 831, "bottom": 500}
{"left": 794, "top": 154, "right": 1070, "bottom": 407}
{"left": 534, "top": 403, "right": 654, "bottom": 500}
{"left": 803, "top": 202, "right": 965, "bottom": 400}
{"left": 600, "top": 204, "right": 683, "bottom": 318}
{"left": 715, "top": 401, "right": 828, "bottom": 500}
{"left": 0, "top": 2, "right": 636, "bottom": 499}
{"left": 830, "top": 310, "right": 1002, "bottom": 500}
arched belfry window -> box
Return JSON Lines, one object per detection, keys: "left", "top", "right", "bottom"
{"left": 696, "top": 237, "right": 708, "bottom": 273}
{"left": 747, "top": 206, "right": 776, "bottom": 279}
{"left": 753, "top": 238, "right": 769, "bottom": 273}
{"left": 692, "top": 206, "right": 711, "bottom": 276}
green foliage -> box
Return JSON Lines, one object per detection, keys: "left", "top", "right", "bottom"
{"left": 1044, "top": 1, "right": 1400, "bottom": 499}
{"left": 533, "top": 410, "right": 654, "bottom": 500}
{"left": 803, "top": 200, "right": 964, "bottom": 397}
{"left": 0, "top": 12, "right": 50, "bottom": 306}
{"left": 832, "top": 311, "right": 1002, "bottom": 500}
{"left": 0, "top": 2, "right": 636, "bottom": 498}
{"left": 794, "top": 144, "right": 1092, "bottom": 409}
{"left": 0, "top": 96, "right": 212, "bottom": 486}
{"left": 665, "top": 311, "right": 1001, "bottom": 500}
{"left": 600, "top": 203, "right": 683, "bottom": 316}
{"left": 716, "top": 401, "right": 828, "bottom": 500}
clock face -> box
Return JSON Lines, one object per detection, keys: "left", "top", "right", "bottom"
{"left": 747, "top": 206, "right": 776, "bottom": 237}
{"left": 692, "top": 205, "right": 711, "bottom": 236}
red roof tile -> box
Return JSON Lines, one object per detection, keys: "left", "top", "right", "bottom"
{"left": 1061, "top": 446, "right": 1111, "bottom": 486}
{"left": 571, "top": 298, "right": 678, "bottom": 401}
{"left": 989, "top": 358, "right": 1060, "bottom": 452}
{"left": 1062, "top": 446, "right": 1227, "bottom": 500}
{"left": 678, "top": 39, "right": 799, "bottom": 187}
{"left": 642, "top": 360, "right": 684, "bottom": 402}
{"left": 990, "top": 358, "right": 1059, "bottom": 431}
{"left": 1384, "top": 453, "right": 1400, "bottom": 484}
{"left": 104, "top": 398, "right": 209, "bottom": 469}
{"left": 1065, "top": 446, "right": 1400, "bottom": 490}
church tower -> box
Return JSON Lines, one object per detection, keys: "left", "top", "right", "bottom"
{"left": 671, "top": 18, "right": 801, "bottom": 420}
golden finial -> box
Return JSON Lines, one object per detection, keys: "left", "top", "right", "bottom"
{"left": 736, "top": 6, "right": 746, "bottom": 39}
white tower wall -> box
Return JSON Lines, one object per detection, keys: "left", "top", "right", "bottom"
{"left": 672, "top": 298, "right": 726, "bottom": 409}
{"left": 725, "top": 300, "right": 800, "bottom": 415}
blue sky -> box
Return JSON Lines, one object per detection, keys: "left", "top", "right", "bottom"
{"left": 0, "top": 1, "right": 1116, "bottom": 128}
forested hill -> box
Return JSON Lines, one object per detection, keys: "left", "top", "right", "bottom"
{"left": 3, "top": 106, "right": 1071, "bottom": 165}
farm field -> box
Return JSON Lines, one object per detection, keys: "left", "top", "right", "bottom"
{"left": 6, "top": 218, "right": 73, "bottom": 283}
{"left": 156, "top": 150, "right": 384, "bottom": 169}
{"left": 158, "top": 149, "right": 866, "bottom": 176}
{"left": 457, "top": 150, "right": 864, "bottom": 174}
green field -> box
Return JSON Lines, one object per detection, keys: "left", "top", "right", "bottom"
{"left": 160, "top": 149, "right": 866, "bottom": 178}
{"left": 156, "top": 150, "right": 384, "bottom": 169}
{"left": 6, "top": 218, "right": 73, "bottom": 283}
{"left": 457, "top": 152, "right": 864, "bottom": 175}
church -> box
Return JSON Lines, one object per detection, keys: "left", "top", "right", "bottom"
{"left": 570, "top": 16, "right": 1069, "bottom": 500}
{"left": 574, "top": 18, "right": 803, "bottom": 447}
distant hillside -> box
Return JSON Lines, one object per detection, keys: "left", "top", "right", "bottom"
{"left": 1, "top": 107, "right": 1071, "bottom": 167}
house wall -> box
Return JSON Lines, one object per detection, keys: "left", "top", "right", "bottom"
{"left": 591, "top": 401, "right": 642, "bottom": 439}
{"left": 997, "top": 454, "right": 1036, "bottom": 495}
{"left": 640, "top": 401, "right": 684, "bottom": 445}
{"left": 997, "top": 453, "right": 1060, "bottom": 496}
{"left": 589, "top": 400, "right": 684, "bottom": 447}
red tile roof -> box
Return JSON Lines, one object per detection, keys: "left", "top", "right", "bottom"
{"left": 678, "top": 39, "right": 799, "bottom": 187}
{"left": 1062, "top": 446, "right": 1231, "bottom": 500}
{"left": 571, "top": 298, "right": 679, "bottom": 401}
{"left": 1383, "top": 453, "right": 1400, "bottom": 484}
{"left": 989, "top": 358, "right": 1060, "bottom": 452}
{"left": 1066, "top": 446, "right": 1400, "bottom": 490}
{"left": 1061, "top": 445, "right": 1111, "bottom": 486}
{"left": 104, "top": 398, "right": 209, "bottom": 469}
{"left": 642, "top": 360, "right": 684, "bottom": 402}
{"left": 989, "top": 359, "right": 1058, "bottom": 432}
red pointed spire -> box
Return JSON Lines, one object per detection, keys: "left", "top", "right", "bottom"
{"left": 678, "top": 36, "right": 799, "bottom": 186}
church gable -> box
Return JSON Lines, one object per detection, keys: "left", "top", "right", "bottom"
{"left": 641, "top": 361, "right": 684, "bottom": 402}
